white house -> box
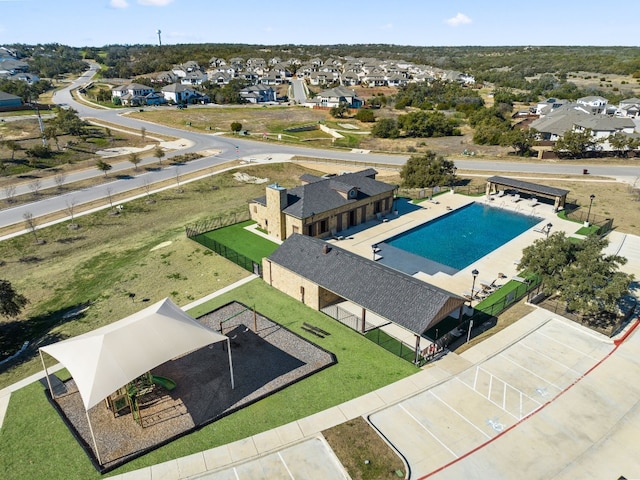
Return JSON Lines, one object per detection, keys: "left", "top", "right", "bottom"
{"left": 161, "top": 83, "right": 208, "bottom": 104}
{"left": 576, "top": 96, "right": 608, "bottom": 114}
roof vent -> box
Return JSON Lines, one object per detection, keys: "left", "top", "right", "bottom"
{"left": 322, "top": 244, "right": 331, "bottom": 255}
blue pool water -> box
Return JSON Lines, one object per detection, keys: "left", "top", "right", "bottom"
{"left": 384, "top": 202, "right": 541, "bottom": 272}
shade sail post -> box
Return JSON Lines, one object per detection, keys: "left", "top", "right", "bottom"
{"left": 39, "top": 349, "right": 55, "bottom": 401}
{"left": 227, "top": 338, "right": 235, "bottom": 390}
{"left": 85, "top": 409, "right": 102, "bottom": 466}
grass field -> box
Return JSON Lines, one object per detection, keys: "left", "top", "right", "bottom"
{"left": 0, "top": 162, "right": 324, "bottom": 389}
{"left": 193, "top": 220, "right": 279, "bottom": 264}
{"left": 0, "top": 279, "right": 417, "bottom": 480}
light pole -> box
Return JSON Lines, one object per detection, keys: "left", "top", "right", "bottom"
{"left": 586, "top": 194, "right": 595, "bottom": 225}
{"left": 545, "top": 222, "right": 553, "bottom": 238}
{"left": 470, "top": 269, "right": 479, "bottom": 305}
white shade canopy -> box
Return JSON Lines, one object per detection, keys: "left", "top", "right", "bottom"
{"left": 40, "top": 298, "right": 228, "bottom": 410}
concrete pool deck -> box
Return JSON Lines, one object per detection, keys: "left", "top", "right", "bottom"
{"left": 329, "top": 193, "right": 573, "bottom": 297}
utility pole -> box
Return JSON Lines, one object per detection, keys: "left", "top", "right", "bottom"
{"left": 156, "top": 29, "right": 162, "bottom": 46}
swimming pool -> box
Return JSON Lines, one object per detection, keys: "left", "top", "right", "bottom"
{"left": 381, "top": 202, "right": 541, "bottom": 274}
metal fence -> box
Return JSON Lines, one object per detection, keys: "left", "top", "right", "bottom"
{"left": 563, "top": 208, "right": 613, "bottom": 236}
{"left": 320, "top": 304, "right": 376, "bottom": 332}
{"left": 190, "top": 234, "right": 262, "bottom": 276}
{"left": 185, "top": 211, "right": 260, "bottom": 276}
{"left": 185, "top": 211, "right": 251, "bottom": 238}
{"left": 536, "top": 296, "right": 636, "bottom": 337}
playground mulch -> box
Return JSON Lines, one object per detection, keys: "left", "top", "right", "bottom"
{"left": 49, "top": 302, "right": 336, "bottom": 472}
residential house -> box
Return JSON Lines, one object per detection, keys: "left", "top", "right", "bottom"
{"left": 576, "top": 96, "right": 608, "bottom": 114}
{"left": 180, "top": 71, "right": 208, "bottom": 86}
{"left": 208, "top": 72, "right": 233, "bottom": 86}
{"left": 239, "top": 85, "right": 276, "bottom": 104}
{"left": 618, "top": 98, "right": 640, "bottom": 118}
{"left": 161, "top": 83, "right": 208, "bottom": 104}
{"left": 0, "top": 91, "right": 22, "bottom": 108}
{"left": 530, "top": 105, "right": 637, "bottom": 149}
{"left": 111, "top": 83, "right": 155, "bottom": 105}
{"left": 250, "top": 169, "right": 397, "bottom": 241}
{"left": 315, "top": 85, "right": 363, "bottom": 108}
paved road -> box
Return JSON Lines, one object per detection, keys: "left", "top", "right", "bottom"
{"left": 1, "top": 66, "right": 638, "bottom": 231}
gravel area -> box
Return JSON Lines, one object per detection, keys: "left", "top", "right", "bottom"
{"left": 49, "top": 302, "right": 336, "bottom": 472}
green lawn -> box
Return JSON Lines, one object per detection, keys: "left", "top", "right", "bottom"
{"left": 194, "top": 220, "right": 279, "bottom": 264}
{"left": 1, "top": 279, "right": 418, "bottom": 480}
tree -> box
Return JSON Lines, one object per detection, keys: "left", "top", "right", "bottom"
{"left": 230, "top": 122, "right": 242, "bottom": 134}
{"left": 28, "top": 179, "right": 42, "bottom": 197}
{"left": 371, "top": 118, "right": 399, "bottom": 139}
{"left": 355, "top": 108, "right": 375, "bottom": 123}
{"left": 129, "top": 152, "right": 141, "bottom": 171}
{"left": 140, "top": 127, "right": 146, "bottom": 142}
{"left": 96, "top": 159, "right": 112, "bottom": 176}
{"left": 44, "top": 124, "right": 60, "bottom": 151}
{"left": 23, "top": 211, "right": 41, "bottom": 244}
{"left": 54, "top": 172, "right": 67, "bottom": 190}
{"left": 400, "top": 151, "right": 456, "bottom": 188}
{"left": 553, "top": 128, "right": 597, "bottom": 159}
{"left": 329, "top": 102, "right": 349, "bottom": 118}
{"left": 65, "top": 198, "right": 78, "bottom": 228}
{"left": 4, "top": 139, "right": 22, "bottom": 161}
{"left": 3, "top": 184, "right": 16, "bottom": 204}
{"left": 500, "top": 128, "right": 538, "bottom": 156}
{"left": 608, "top": 131, "right": 633, "bottom": 158}
{"left": 153, "top": 146, "right": 165, "bottom": 165}
{"left": 520, "top": 233, "right": 633, "bottom": 316}
{"left": 0, "top": 279, "right": 28, "bottom": 318}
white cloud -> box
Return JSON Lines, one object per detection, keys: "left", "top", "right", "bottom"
{"left": 446, "top": 13, "right": 472, "bottom": 27}
{"left": 109, "top": 0, "right": 129, "bottom": 8}
{"left": 138, "top": 0, "right": 174, "bottom": 5}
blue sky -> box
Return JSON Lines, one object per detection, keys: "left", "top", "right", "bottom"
{"left": 1, "top": 0, "right": 637, "bottom": 48}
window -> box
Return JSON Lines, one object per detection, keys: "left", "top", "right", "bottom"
{"left": 319, "top": 219, "right": 328, "bottom": 234}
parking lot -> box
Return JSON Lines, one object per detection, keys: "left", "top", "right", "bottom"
{"left": 369, "top": 316, "right": 632, "bottom": 479}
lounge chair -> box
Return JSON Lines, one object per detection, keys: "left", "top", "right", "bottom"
{"left": 376, "top": 212, "right": 389, "bottom": 223}
{"left": 529, "top": 197, "right": 538, "bottom": 207}
{"left": 497, "top": 190, "right": 505, "bottom": 197}
{"left": 511, "top": 194, "right": 521, "bottom": 203}
{"left": 331, "top": 229, "right": 344, "bottom": 240}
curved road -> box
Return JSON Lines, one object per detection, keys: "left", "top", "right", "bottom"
{"left": 1, "top": 65, "right": 638, "bottom": 230}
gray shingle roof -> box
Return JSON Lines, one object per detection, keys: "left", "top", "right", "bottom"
{"left": 267, "top": 234, "right": 466, "bottom": 335}
{"left": 254, "top": 169, "right": 397, "bottom": 219}
{"left": 487, "top": 176, "right": 569, "bottom": 197}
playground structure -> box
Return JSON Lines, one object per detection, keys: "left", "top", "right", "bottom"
{"left": 106, "top": 372, "right": 177, "bottom": 427}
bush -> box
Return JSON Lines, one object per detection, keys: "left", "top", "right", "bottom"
{"left": 354, "top": 109, "right": 375, "bottom": 122}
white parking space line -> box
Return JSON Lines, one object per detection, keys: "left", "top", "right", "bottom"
{"left": 428, "top": 390, "right": 491, "bottom": 439}
{"left": 518, "top": 341, "right": 584, "bottom": 375}
{"left": 498, "top": 353, "right": 565, "bottom": 391}
{"left": 399, "top": 404, "right": 459, "bottom": 458}
{"left": 462, "top": 367, "right": 540, "bottom": 420}
{"left": 535, "top": 320, "right": 610, "bottom": 359}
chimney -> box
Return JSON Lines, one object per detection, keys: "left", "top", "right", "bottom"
{"left": 322, "top": 244, "right": 331, "bottom": 255}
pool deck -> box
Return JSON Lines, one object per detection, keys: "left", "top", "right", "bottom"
{"left": 330, "top": 193, "right": 572, "bottom": 298}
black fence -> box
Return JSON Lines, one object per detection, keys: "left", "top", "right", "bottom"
{"left": 190, "top": 234, "right": 262, "bottom": 276}
{"left": 185, "top": 210, "right": 260, "bottom": 276}
{"left": 564, "top": 208, "right": 613, "bottom": 236}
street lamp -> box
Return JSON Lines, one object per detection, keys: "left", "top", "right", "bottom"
{"left": 470, "top": 269, "right": 479, "bottom": 305}
{"left": 545, "top": 222, "right": 553, "bottom": 238}
{"left": 586, "top": 194, "right": 595, "bottom": 225}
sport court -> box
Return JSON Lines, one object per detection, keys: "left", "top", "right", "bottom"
{"left": 369, "top": 316, "right": 616, "bottom": 478}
